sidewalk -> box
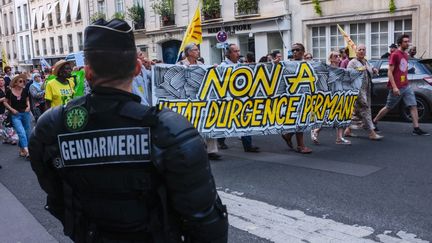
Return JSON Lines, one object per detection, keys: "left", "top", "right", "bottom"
{"left": 0, "top": 182, "right": 58, "bottom": 243}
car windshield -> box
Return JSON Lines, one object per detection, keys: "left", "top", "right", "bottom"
{"left": 420, "top": 60, "right": 432, "bottom": 74}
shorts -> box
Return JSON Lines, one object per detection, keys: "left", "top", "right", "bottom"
{"left": 385, "top": 85, "right": 417, "bottom": 109}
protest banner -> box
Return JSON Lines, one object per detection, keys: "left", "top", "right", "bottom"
{"left": 152, "top": 62, "right": 364, "bottom": 138}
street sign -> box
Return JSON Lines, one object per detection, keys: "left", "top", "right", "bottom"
{"left": 216, "top": 42, "right": 228, "bottom": 49}
{"left": 216, "top": 31, "right": 228, "bottom": 43}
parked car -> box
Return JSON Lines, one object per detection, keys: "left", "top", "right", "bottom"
{"left": 369, "top": 58, "right": 432, "bottom": 122}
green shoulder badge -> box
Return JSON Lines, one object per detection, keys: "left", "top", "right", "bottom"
{"left": 65, "top": 106, "right": 88, "bottom": 132}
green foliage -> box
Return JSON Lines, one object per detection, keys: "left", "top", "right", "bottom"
{"left": 389, "top": 0, "right": 396, "bottom": 13}
{"left": 237, "top": 0, "right": 259, "bottom": 15}
{"left": 203, "top": 0, "right": 221, "bottom": 19}
{"left": 90, "top": 12, "right": 106, "bottom": 22}
{"left": 312, "top": 0, "right": 322, "bottom": 16}
{"left": 127, "top": 4, "right": 145, "bottom": 23}
{"left": 112, "top": 12, "right": 125, "bottom": 20}
{"left": 151, "top": 0, "right": 174, "bottom": 16}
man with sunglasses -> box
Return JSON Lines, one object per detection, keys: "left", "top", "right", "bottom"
{"left": 281, "top": 43, "right": 312, "bottom": 154}
{"left": 44, "top": 60, "right": 75, "bottom": 109}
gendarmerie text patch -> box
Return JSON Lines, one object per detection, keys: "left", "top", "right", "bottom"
{"left": 57, "top": 127, "right": 151, "bottom": 168}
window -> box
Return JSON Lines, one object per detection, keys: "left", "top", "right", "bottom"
{"left": 17, "top": 6, "right": 22, "bottom": 31}
{"left": 26, "top": 35, "right": 31, "bottom": 60}
{"left": 311, "top": 26, "right": 326, "bottom": 61}
{"left": 12, "top": 40, "right": 16, "bottom": 58}
{"left": 47, "top": 13, "right": 53, "bottom": 27}
{"left": 33, "top": 9, "right": 38, "bottom": 30}
{"left": 35, "top": 39, "right": 40, "bottom": 56}
{"left": 50, "top": 37, "right": 55, "bottom": 55}
{"left": 58, "top": 36, "right": 63, "bottom": 53}
{"left": 371, "top": 21, "right": 388, "bottom": 59}
{"left": 310, "top": 19, "right": 412, "bottom": 61}
{"left": 66, "top": 5, "right": 71, "bottom": 22}
{"left": 76, "top": 3, "right": 82, "bottom": 20}
{"left": 67, "top": 34, "right": 73, "bottom": 52}
{"left": 77, "top": 32, "right": 83, "bottom": 51}
{"left": 115, "top": 0, "right": 124, "bottom": 13}
{"left": 97, "top": 0, "right": 106, "bottom": 14}
{"left": 42, "top": 38, "right": 47, "bottom": 55}
{"left": 349, "top": 23, "right": 366, "bottom": 45}
{"left": 330, "top": 25, "right": 344, "bottom": 52}
{"left": 6, "top": 41, "right": 10, "bottom": 59}
{"left": 133, "top": 0, "right": 142, "bottom": 6}
{"left": 3, "top": 14, "right": 8, "bottom": 35}
{"left": 394, "top": 19, "right": 412, "bottom": 42}
{"left": 20, "top": 36, "right": 24, "bottom": 60}
{"left": 9, "top": 12, "right": 14, "bottom": 34}
{"left": 55, "top": 3, "right": 61, "bottom": 25}
{"left": 23, "top": 4, "right": 29, "bottom": 29}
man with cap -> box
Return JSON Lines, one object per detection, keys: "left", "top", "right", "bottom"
{"left": 44, "top": 60, "right": 75, "bottom": 109}
{"left": 381, "top": 44, "right": 397, "bottom": 59}
{"left": 29, "top": 18, "right": 228, "bottom": 243}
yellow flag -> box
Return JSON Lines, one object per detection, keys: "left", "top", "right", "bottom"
{"left": 178, "top": 3, "right": 202, "bottom": 58}
{"left": 2, "top": 47, "right": 9, "bottom": 68}
{"left": 337, "top": 24, "right": 357, "bottom": 58}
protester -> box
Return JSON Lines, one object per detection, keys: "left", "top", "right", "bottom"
{"left": 132, "top": 50, "right": 152, "bottom": 106}
{"left": 381, "top": 43, "right": 397, "bottom": 59}
{"left": 281, "top": 43, "right": 312, "bottom": 154}
{"left": 344, "top": 44, "right": 383, "bottom": 140}
{"left": 373, "top": 35, "right": 429, "bottom": 136}
{"left": 29, "top": 18, "right": 228, "bottom": 243}
{"left": 246, "top": 52, "right": 256, "bottom": 63}
{"left": 311, "top": 51, "right": 351, "bottom": 145}
{"left": 339, "top": 47, "right": 350, "bottom": 68}
{"left": 29, "top": 73, "right": 45, "bottom": 122}
{"left": 217, "top": 43, "right": 260, "bottom": 153}
{"left": 258, "top": 56, "right": 269, "bottom": 63}
{"left": 271, "top": 50, "right": 283, "bottom": 63}
{"left": 304, "top": 52, "right": 313, "bottom": 61}
{"left": 3, "top": 66, "right": 12, "bottom": 87}
{"left": 44, "top": 60, "right": 75, "bottom": 109}
{"left": 0, "top": 76, "right": 18, "bottom": 146}
{"left": 408, "top": 46, "right": 417, "bottom": 59}
{"left": 3, "top": 74, "right": 32, "bottom": 158}
{"left": 178, "top": 43, "right": 222, "bottom": 160}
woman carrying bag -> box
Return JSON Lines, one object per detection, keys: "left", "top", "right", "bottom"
{"left": 0, "top": 76, "right": 18, "bottom": 146}
{"left": 3, "top": 74, "right": 32, "bottom": 158}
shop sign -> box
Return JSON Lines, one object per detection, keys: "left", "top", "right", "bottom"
{"left": 208, "top": 24, "right": 252, "bottom": 34}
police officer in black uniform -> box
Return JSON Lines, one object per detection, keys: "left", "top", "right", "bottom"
{"left": 29, "top": 19, "right": 228, "bottom": 243}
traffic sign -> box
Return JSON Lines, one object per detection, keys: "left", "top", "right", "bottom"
{"left": 216, "top": 31, "right": 228, "bottom": 43}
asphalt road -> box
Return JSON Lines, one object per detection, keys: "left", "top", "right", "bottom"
{"left": 0, "top": 121, "right": 431, "bottom": 242}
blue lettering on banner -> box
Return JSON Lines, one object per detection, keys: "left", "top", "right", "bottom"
{"left": 57, "top": 127, "right": 151, "bottom": 168}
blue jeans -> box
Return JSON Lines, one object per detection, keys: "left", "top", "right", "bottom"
{"left": 218, "top": 136, "right": 253, "bottom": 150}
{"left": 11, "top": 112, "right": 32, "bottom": 148}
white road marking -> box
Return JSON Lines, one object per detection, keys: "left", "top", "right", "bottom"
{"left": 218, "top": 190, "right": 429, "bottom": 243}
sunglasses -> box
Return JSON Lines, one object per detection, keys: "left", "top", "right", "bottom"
{"left": 292, "top": 48, "right": 303, "bottom": 52}
{"left": 18, "top": 80, "right": 25, "bottom": 83}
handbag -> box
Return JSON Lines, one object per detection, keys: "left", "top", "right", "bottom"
{"left": 2, "top": 111, "right": 13, "bottom": 128}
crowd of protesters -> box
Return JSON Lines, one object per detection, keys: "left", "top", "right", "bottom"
{"left": 1, "top": 34, "right": 429, "bottom": 170}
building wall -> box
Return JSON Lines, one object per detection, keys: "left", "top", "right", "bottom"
{"left": 0, "top": 0, "right": 18, "bottom": 70}
{"left": 29, "top": 0, "right": 88, "bottom": 68}
{"left": 15, "top": 0, "right": 33, "bottom": 71}
{"left": 289, "top": 0, "right": 431, "bottom": 60}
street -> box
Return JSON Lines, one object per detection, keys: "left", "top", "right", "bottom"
{"left": 1, "top": 121, "right": 431, "bottom": 243}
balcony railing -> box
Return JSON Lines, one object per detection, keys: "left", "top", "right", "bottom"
{"left": 160, "top": 14, "right": 175, "bottom": 27}
{"left": 202, "top": 5, "right": 221, "bottom": 21}
{"left": 234, "top": 0, "right": 260, "bottom": 17}
{"left": 133, "top": 21, "right": 145, "bottom": 30}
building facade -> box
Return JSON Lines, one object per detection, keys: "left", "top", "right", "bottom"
{"left": 29, "top": 0, "right": 88, "bottom": 69}
{"left": 15, "top": 0, "right": 33, "bottom": 72}
{"left": 89, "top": 0, "right": 291, "bottom": 64}
{"left": 290, "top": 0, "right": 432, "bottom": 61}
{"left": 1, "top": 0, "right": 18, "bottom": 71}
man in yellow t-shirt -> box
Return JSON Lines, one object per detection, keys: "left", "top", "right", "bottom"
{"left": 45, "top": 60, "right": 75, "bottom": 108}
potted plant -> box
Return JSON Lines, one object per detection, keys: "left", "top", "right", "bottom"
{"left": 127, "top": 4, "right": 145, "bottom": 29}
{"left": 90, "top": 12, "right": 106, "bottom": 22}
{"left": 203, "top": 0, "right": 221, "bottom": 20}
{"left": 152, "top": 0, "right": 174, "bottom": 24}
{"left": 237, "top": 0, "right": 259, "bottom": 15}
{"left": 112, "top": 12, "right": 125, "bottom": 20}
